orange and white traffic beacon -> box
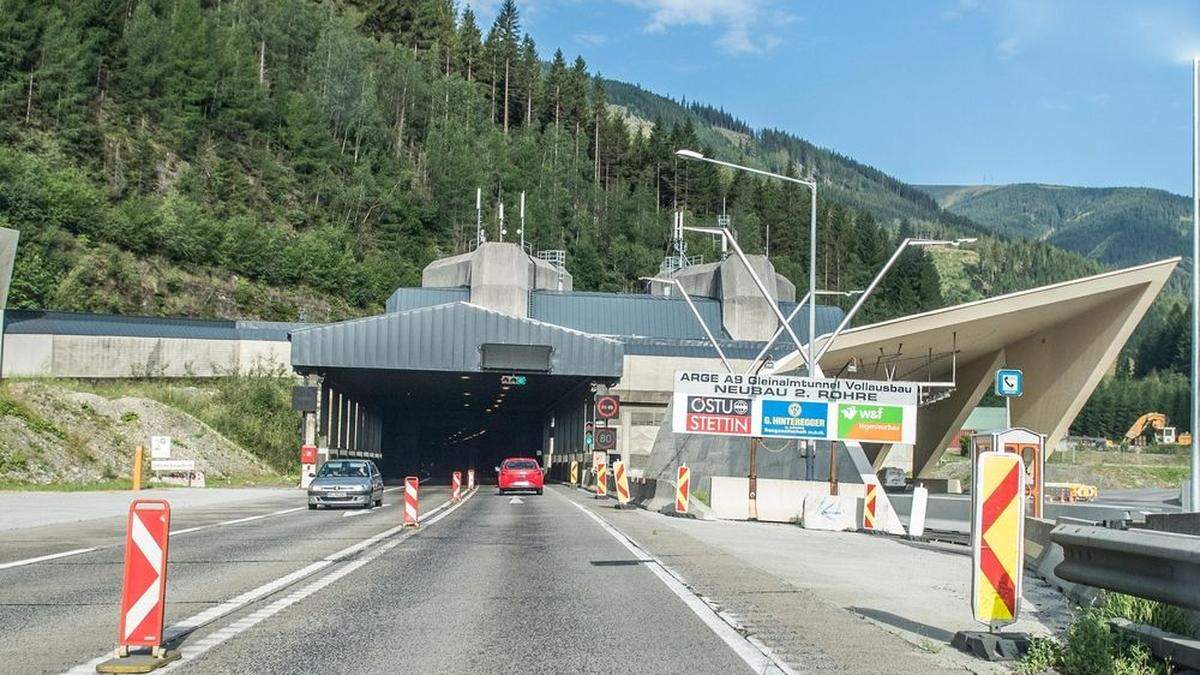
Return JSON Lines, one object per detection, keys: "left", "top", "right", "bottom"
{"left": 971, "top": 428, "right": 1047, "bottom": 519}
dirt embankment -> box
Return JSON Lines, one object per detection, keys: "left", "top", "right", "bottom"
{"left": 0, "top": 381, "right": 278, "bottom": 485}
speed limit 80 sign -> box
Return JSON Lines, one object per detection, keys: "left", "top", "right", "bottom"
{"left": 595, "top": 395, "right": 620, "bottom": 420}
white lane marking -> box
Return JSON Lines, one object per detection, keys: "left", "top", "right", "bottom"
{"left": 5, "top": 504, "right": 312, "bottom": 570}
{"left": 562, "top": 491, "right": 796, "bottom": 675}
{"left": 156, "top": 488, "right": 477, "bottom": 672}
{"left": 343, "top": 503, "right": 393, "bottom": 518}
{"left": 0, "top": 548, "right": 99, "bottom": 571}
{"left": 62, "top": 492, "right": 469, "bottom": 675}
{"left": 509, "top": 497, "right": 524, "bottom": 504}
{"left": 169, "top": 506, "right": 305, "bottom": 536}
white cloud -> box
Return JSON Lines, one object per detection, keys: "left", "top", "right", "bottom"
{"left": 575, "top": 32, "right": 608, "bottom": 46}
{"left": 942, "top": 0, "right": 980, "bottom": 21}
{"left": 616, "top": 0, "right": 781, "bottom": 55}
{"left": 996, "top": 36, "right": 1019, "bottom": 58}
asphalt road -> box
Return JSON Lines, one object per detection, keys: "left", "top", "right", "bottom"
{"left": 0, "top": 485, "right": 446, "bottom": 674}
{"left": 1, "top": 485, "right": 758, "bottom": 674}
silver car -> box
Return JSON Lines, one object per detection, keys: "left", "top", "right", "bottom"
{"left": 307, "top": 459, "right": 384, "bottom": 510}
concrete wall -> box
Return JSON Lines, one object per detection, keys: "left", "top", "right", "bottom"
{"left": 2, "top": 334, "right": 291, "bottom": 378}
{"left": 420, "top": 242, "right": 573, "bottom": 317}
{"left": 656, "top": 254, "right": 797, "bottom": 341}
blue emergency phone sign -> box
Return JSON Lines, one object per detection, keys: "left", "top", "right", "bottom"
{"left": 995, "top": 369, "right": 1023, "bottom": 397}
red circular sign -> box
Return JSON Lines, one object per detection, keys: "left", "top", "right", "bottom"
{"left": 595, "top": 395, "right": 620, "bottom": 419}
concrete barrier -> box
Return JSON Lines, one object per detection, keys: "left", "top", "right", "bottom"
{"left": 709, "top": 476, "right": 904, "bottom": 533}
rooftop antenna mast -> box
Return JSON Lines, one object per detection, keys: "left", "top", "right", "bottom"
{"left": 519, "top": 191, "right": 526, "bottom": 251}
{"left": 475, "top": 188, "right": 485, "bottom": 247}
{"left": 717, "top": 198, "right": 731, "bottom": 259}
{"left": 498, "top": 201, "right": 506, "bottom": 242}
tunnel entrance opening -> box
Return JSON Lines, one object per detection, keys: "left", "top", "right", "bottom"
{"left": 290, "top": 302, "right": 624, "bottom": 484}
{"left": 320, "top": 368, "right": 595, "bottom": 483}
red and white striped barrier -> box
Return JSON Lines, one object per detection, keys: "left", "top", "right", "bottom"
{"left": 451, "top": 471, "right": 462, "bottom": 502}
{"left": 404, "top": 476, "right": 419, "bottom": 526}
{"left": 863, "top": 482, "right": 878, "bottom": 531}
{"left": 467, "top": 469, "right": 475, "bottom": 490}
{"left": 595, "top": 463, "right": 607, "bottom": 498}
{"left": 675, "top": 465, "right": 690, "bottom": 514}
{"left": 117, "top": 499, "right": 171, "bottom": 654}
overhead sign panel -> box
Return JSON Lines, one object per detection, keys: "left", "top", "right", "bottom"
{"left": 672, "top": 371, "right": 918, "bottom": 444}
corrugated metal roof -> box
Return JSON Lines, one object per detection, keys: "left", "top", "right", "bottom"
{"left": 530, "top": 290, "right": 728, "bottom": 339}
{"left": 385, "top": 287, "right": 469, "bottom": 313}
{"left": 619, "top": 337, "right": 807, "bottom": 360}
{"left": 2, "top": 310, "right": 307, "bottom": 341}
{"left": 291, "top": 302, "right": 623, "bottom": 377}
{"left": 531, "top": 290, "right": 843, "bottom": 342}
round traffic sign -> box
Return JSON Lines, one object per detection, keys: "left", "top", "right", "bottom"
{"left": 595, "top": 395, "right": 620, "bottom": 419}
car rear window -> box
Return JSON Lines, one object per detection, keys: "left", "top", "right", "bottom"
{"left": 504, "top": 459, "right": 538, "bottom": 470}
{"left": 317, "top": 461, "right": 369, "bottom": 477}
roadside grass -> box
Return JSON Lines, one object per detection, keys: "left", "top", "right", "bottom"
{"left": 0, "top": 474, "right": 296, "bottom": 491}
{"left": 935, "top": 448, "right": 1189, "bottom": 490}
{"left": 0, "top": 478, "right": 142, "bottom": 491}
{"left": 57, "top": 368, "right": 300, "bottom": 473}
{"left": 0, "top": 386, "right": 97, "bottom": 464}
{"left": 1017, "top": 593, "right": 1190, "bottom": 674}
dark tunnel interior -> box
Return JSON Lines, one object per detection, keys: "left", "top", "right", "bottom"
{"left": 320, "top": 368, "right": 593, "bottom": 484}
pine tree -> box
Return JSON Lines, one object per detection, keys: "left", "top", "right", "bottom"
{"left": 483, "top": 0, "right": 520, "bottom": 133}
{"left": 456, "top": 6, "right": 481, "bottom": 81}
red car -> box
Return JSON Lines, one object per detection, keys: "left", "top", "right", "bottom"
{"left": 497, "top": 457, "right": 543, "bottom": 495}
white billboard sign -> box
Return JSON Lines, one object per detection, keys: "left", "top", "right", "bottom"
{"left": 671, "top": 371, "right": 919, "bottom": 445}
{"left": 150, "top": 436, "right": 172, "bottom": 459}
{"left": 151, "top": 459, "right": 195, "bottom": 472}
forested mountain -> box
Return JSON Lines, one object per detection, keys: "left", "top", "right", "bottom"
{"left": 0, "top": 0, "right": 1188, "bottom": 434}
{"left": 919, "top": 183, "right": 1190, "bottom": 272}
{"left": 0, "top": 0, "right": 1110, "bottom": 325}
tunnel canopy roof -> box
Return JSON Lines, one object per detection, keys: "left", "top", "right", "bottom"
{"left": 291, "top": 301, "right": 623, "bottom": 378}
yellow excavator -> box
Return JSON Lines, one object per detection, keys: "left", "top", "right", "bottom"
{"left": 1123, "top": 412, "right": 1173, "bottom": 446}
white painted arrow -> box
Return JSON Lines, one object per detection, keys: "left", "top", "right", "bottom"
{"left": 509, "top": 497, "right": 524, "bottom": 505}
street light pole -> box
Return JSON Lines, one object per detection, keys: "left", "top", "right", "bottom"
{"left": 675, "top": 149, "right": 819, "bottom": 374}
{"left": 1191, "top": 57, "right": 1199, "bottom": 512}
{"left": 809, "top": 237, "right": 976, "bottom": 366}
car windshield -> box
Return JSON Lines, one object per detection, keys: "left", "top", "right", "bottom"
{"left": 504, "top": 460, "right": 538, "bottom": 470}
{"left": 317, "top": 461, "right": 369, "bottom": 478}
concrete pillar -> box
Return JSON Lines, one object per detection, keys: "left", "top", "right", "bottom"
{"left": 1007, "top": 287, "right": 1154, "bottom": 451}
{"left": 717, "top": 254, "right": 795, "bottom": 341}
{"left": 913, "top": 350, "right": 1005, "bottom": 477}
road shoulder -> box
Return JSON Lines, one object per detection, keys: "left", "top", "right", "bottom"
{"left": 556, "top": 484, "right": 981, "bottom": 674}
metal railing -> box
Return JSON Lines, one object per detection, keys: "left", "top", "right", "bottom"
{"left": 1051, "top": 523, "right": 1200, "bottom": 610}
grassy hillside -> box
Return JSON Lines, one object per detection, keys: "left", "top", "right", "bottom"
{"left": 0, "top": 377, "right": 292, "bottom": 488}
{"left": 918, "top": 183, "right": 1190, "bottom": 271}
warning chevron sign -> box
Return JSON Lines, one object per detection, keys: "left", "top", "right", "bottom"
{"left": 614, "top": 461, "right": 630, "bottom": 505}
{"left": 117, "top": 499, "right": 172, "bottom": 648}
{"left": 971, "top": 451, "right": 1025, "bottom": 626}
{"left": 863, "top": 483, "right": 878, "bottom": 530}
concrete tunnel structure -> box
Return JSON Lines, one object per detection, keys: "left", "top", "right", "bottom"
{"left": 280, "top": 241, "right": 1178, "bottom": 491}
{"left": 0, "top": 236, "right": 1176, "bottom": 491}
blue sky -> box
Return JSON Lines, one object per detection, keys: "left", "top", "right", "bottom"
{"left": 472, "top": 1, "right": 1200, "bottom": 195}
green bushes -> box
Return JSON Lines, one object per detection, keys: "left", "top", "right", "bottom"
{"left": 76, "top": 372, "right": 300, "bottom": 473}
{"left": 1019, "top": 593, "right": 1192, "bottom": 674}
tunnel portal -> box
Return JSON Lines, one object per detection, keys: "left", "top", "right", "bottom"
{"left": 290, "top": 302, "right": 622, "bottom": 483}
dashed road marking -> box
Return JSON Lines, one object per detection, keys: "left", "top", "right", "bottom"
{"left": 0, "top": 548, "right": 99, "bottom": 571}
{"left": 343, "top": 503, "right": 393, "bottom": 518}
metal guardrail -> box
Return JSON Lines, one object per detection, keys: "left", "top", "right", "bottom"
{"left": 1051, "top": 523, "right": 1200, "bottom": 610}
